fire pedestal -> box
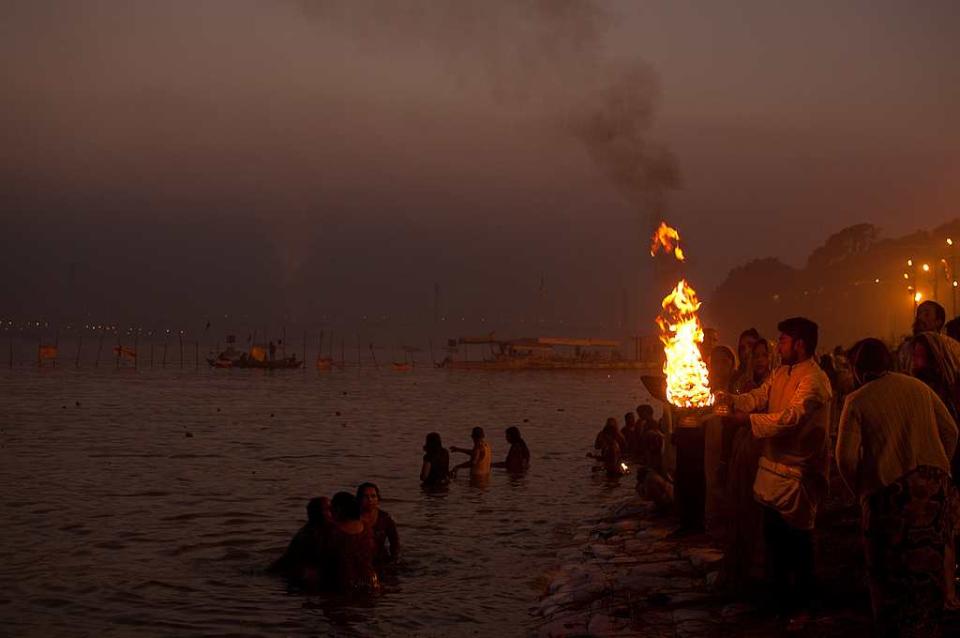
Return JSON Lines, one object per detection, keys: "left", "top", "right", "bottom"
{"left": 671, "top": 405, "right": 713, "bottom": 533}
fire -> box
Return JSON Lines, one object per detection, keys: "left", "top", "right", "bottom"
{"left": 656, "top": 281, "right": 714, "bottom": 408}
{"left": 650, "top": 221, "right": 685, "bottom": 261}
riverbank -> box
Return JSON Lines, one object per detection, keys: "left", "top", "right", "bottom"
{"left": 531, "top": 482, "right": 960, "bottom": 637}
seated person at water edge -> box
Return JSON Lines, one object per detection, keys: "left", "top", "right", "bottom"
{"left": 451, "top": 426, "right": 492, "bottom": 476}
{"left": 356, "top": 482, "right": 399, "bottom": 566}
{"left": 420, "top": 432, "right": 451, "bottom": 487}
{"left": 268, "top": 496, "right": 332, "bottom": 586}
{"left": 491, "top": 426, "right": 530, "bottom": 473}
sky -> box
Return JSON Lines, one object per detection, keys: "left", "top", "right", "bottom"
{"left": 1, "top": 0, "right": 958, "bottom": 337}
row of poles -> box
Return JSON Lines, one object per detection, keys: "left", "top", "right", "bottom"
{"left": 13, "top": 330, "right": 430, "bottom": 370}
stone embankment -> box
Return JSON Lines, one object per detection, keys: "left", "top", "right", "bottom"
{"left": 532, "top": 498, "right": 737, "bottom": 638}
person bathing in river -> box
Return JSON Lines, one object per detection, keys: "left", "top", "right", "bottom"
{"left": 451, "top": 426, "right": 492, "bottom": 477}
{"left": 356, "top": 482, "right": 399, "bottom": 567}
{"left": 492, "top": 426, "right": 530, "bottom": 473}
{"left": 328, "top": 492, "right": 380, "bottom": 595}
{"left": 420, "top": 432, "right": 451, "bottom": 487}
{"left": 593, "top": 417, "right": 625, "bottom": 452}
{"left": 268, "top": 496, "right": 332, "bottom": 587}
{"left": 590, "top": 418, "right": 626, "bottom": 477}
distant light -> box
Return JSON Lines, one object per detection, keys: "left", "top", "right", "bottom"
{"left": 875, "top": 278, "right": 881, "bottom": 284}
{"left": 954, "top": 281, "right": 958, "bottom": 288}
{"left": 904, "top": 273, "right": 910, "bottom": 279}
{"left": 915, "top": 291, "right": 923, "bottom": 303}
{"left": 949, "top": 238, "right": 954, "bottom": 246}
{"left": 908, "top": 259, "right": 914, "bottom": 266}
{"left": 922, "top": 263, "right": 931, "bottom": 272}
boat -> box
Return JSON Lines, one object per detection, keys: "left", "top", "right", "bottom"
{"left": 436, "top": 335, "right": 660, "bottom": 371}
{"left": 207, "top": 343, "right": 303, "bottom": 369}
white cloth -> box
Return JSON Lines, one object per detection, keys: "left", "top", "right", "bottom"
{"left": 732, "top": 358, "right": 833, "bottom": 529}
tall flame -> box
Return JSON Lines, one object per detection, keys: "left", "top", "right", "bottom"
{"left": 650, "top": 221, "right": 685, "bottom": 261}
{"left": 650, "top": 221, "right": 713, "bottom": 408}
{"left": 657, "top": 280, "right": 714, "bottom": 408}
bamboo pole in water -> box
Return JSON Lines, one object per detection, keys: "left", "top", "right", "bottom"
{"left": 162, "top": 340, "right": 168, "bottom": 367}
{"left": 95, "top": 330, "right": 104, "bottom": 367}
{"left": 178, "top": 333, "right": 184, "bottom": 368}
{"left": 369, "top": 342, "right": 380, "bottom": 369}
{"left": 302, "top": 331, "right": 307, "bottom": 367}
{"left": 134, "top": 333, "right": 139, "bottom": 371}
{"left": 115, "top": 332, "right": 121, "bottom": 369}
{"left": 75, "top": 335, "right": 82, "bottom": 367}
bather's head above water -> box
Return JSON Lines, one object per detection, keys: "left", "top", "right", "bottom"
{"left": 356, "top": 482, "right": 381, "bottom": 514}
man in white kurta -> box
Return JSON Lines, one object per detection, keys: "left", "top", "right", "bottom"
{"left": 726, "top": 317, "right": 832, "bottom": 621}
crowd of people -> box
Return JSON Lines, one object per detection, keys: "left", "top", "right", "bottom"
{"left": 270, "top": 426, "right": 530, "bottom": 594}
{"left": 605, "top": 300, "right": 960, "bottom": 636}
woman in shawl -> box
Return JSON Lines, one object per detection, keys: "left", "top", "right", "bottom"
{"left": 844, "top": 338, "right": 959, "bottom": 632}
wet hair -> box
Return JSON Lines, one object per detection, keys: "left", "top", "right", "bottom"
{"left": 306, "top": 497, "right": 328, "bottom": 526}
{"left": 636, "top": 404, "right": 654, "bottom": 419}
{"left": 777, "top": 317, "right": 819, "bottom": 355}
{"left": 946, "top": 317, "right": 960, "bottom": 342}
{"left": 847, "top": 338, "right": 893, "bottom": 384}
{"left": 918, "top": 300, "right": 947, "bottom": 328}
{"left": 471, "top": 426, "right": 485, "bottom": 440}
{"left": 424, "top": 432, "right": 443, "bottom": 453}
{"left": 505, "top": 426, "right": 522, "bottom": 443}
{"left": 356, "top": 482, "right": 380, "bottom": 501}
{"left": 331, "top": 491, "right": 361, "bottom": 521}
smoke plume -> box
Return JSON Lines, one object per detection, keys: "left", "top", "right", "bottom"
{"left": 298, "top": 0, "right": 680, "bottom": 229}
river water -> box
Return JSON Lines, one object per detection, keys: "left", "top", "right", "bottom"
{"left": 0, "top": 366, "right": 656, "bottom": 637}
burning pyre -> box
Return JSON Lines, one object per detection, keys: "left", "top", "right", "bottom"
{"left": 651, "top": 223, "right": 714, "bottom": 409}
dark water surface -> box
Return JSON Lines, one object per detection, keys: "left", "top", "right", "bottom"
{"left": 0, "top": 367, "right": 655, "bottom": 637}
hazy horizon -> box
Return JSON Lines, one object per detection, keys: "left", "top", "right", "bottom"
{"left": 3, "top": 1, "right": 959, "bottom": 335}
